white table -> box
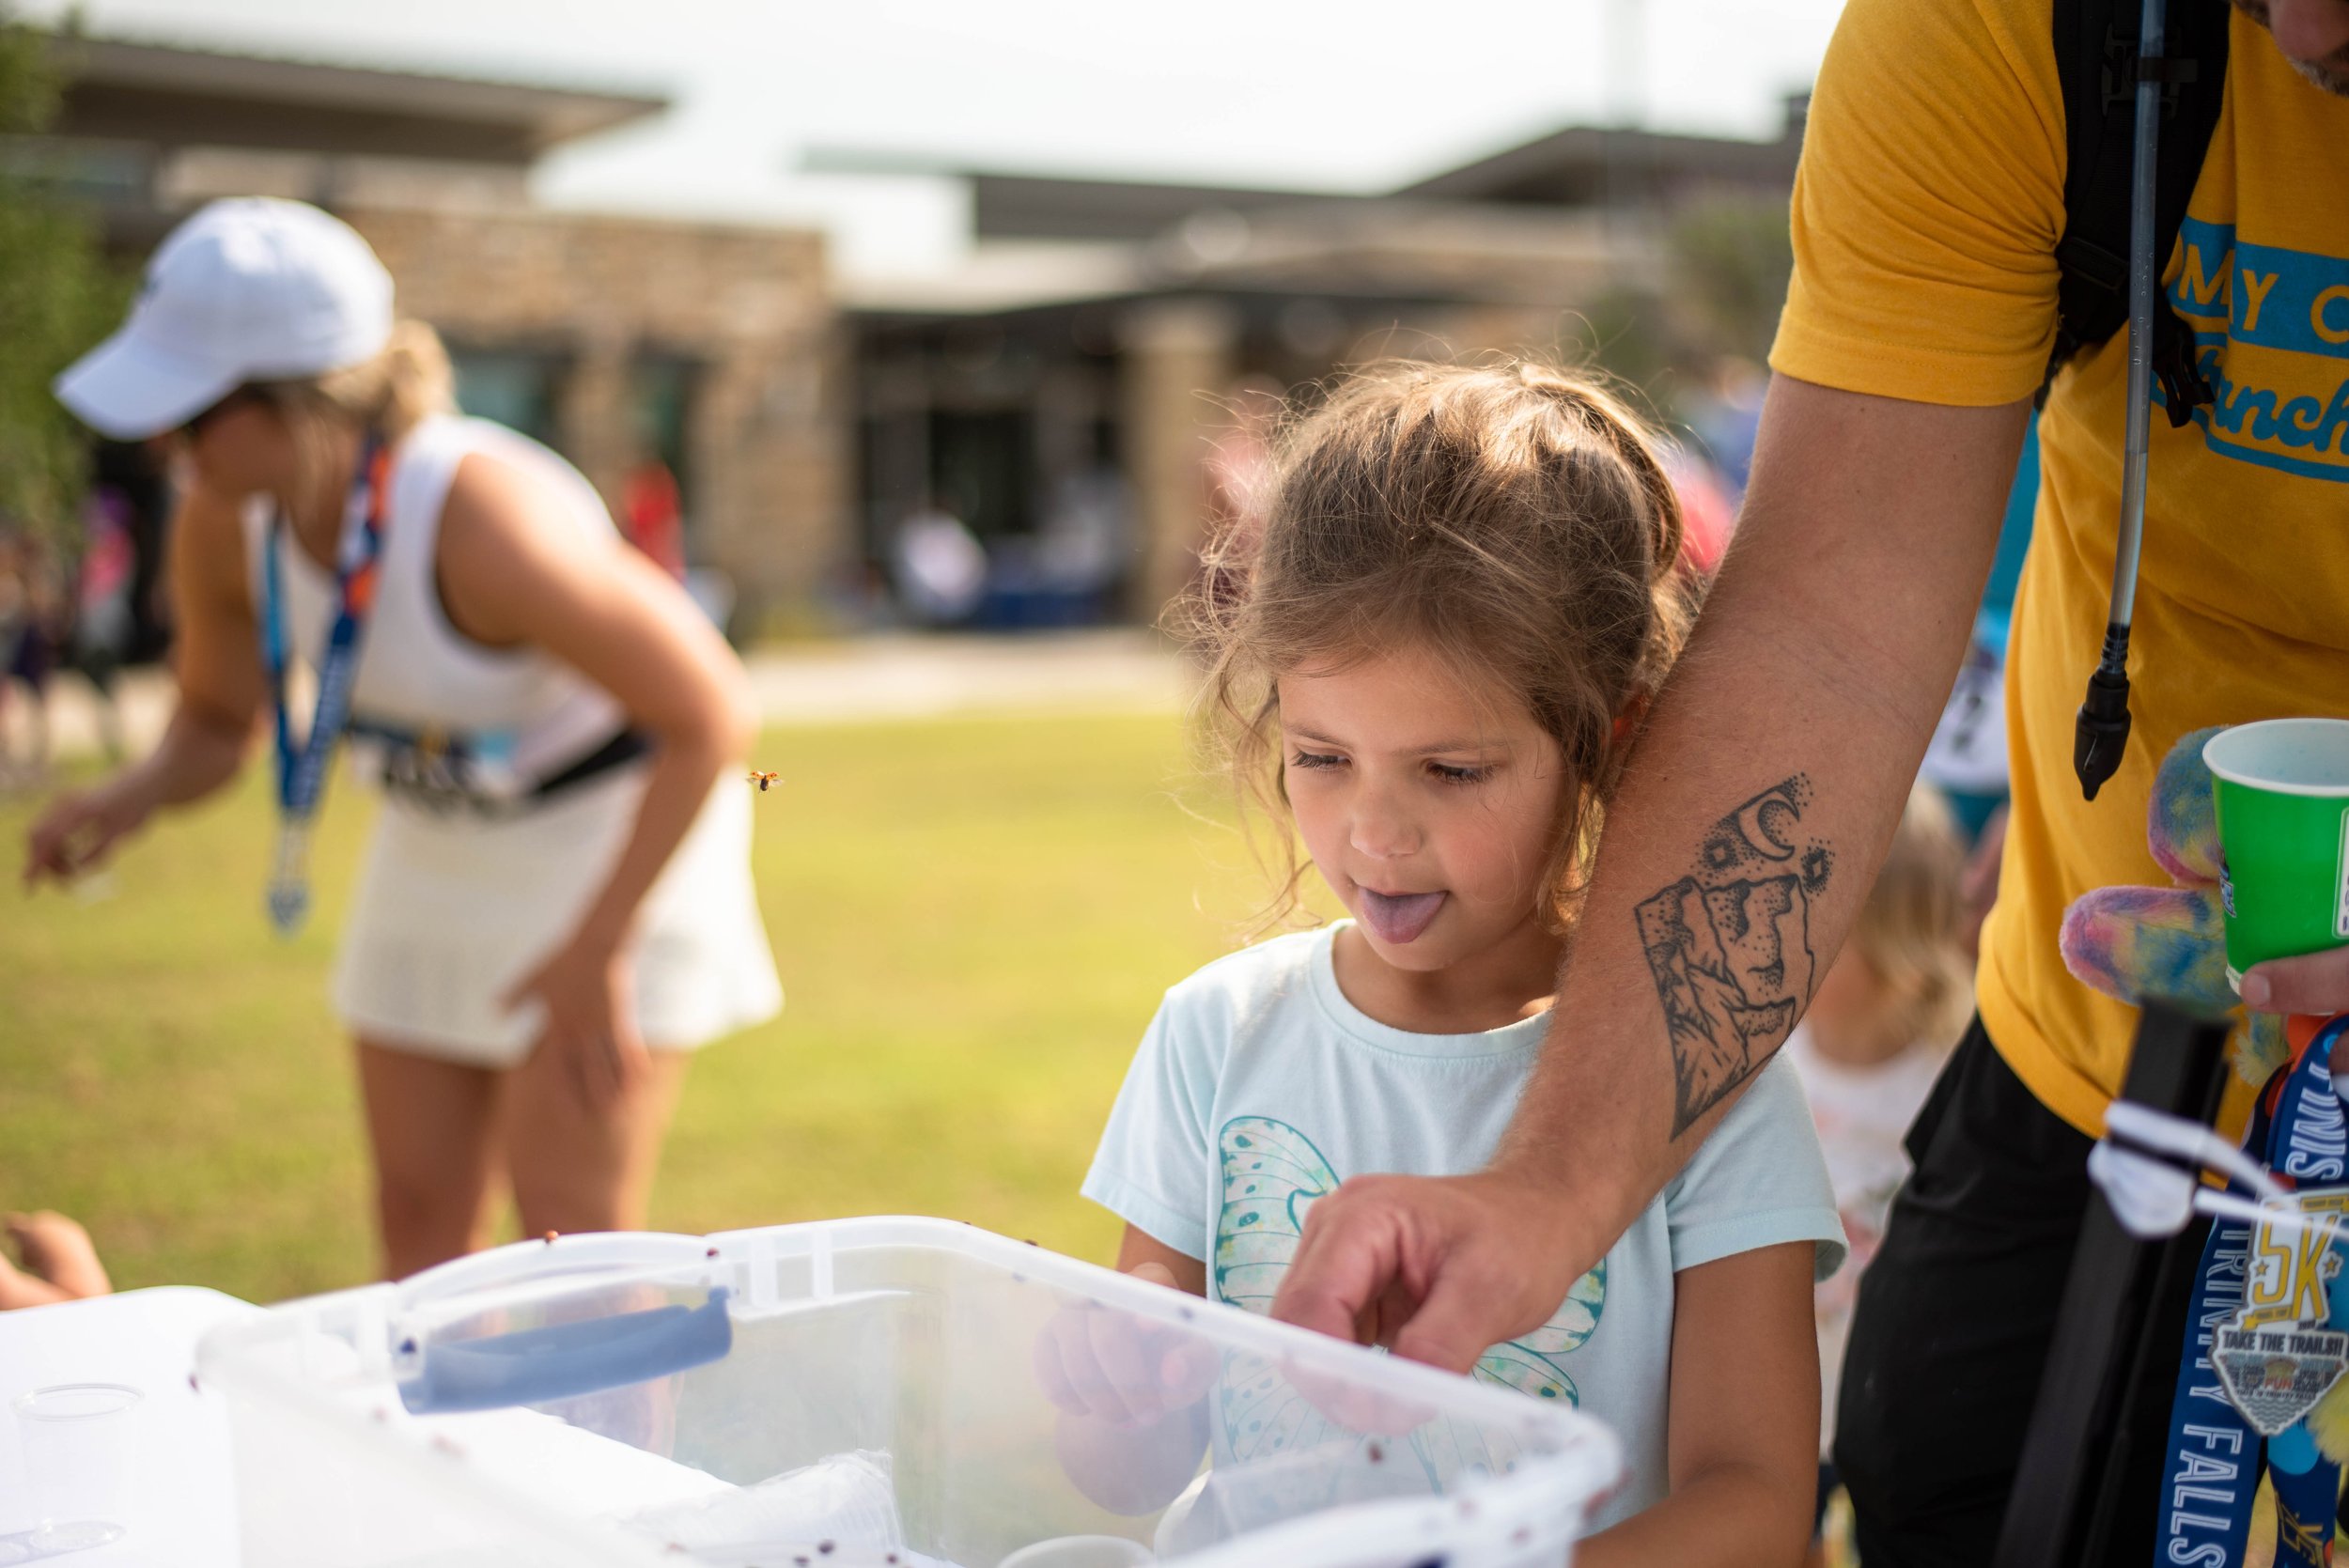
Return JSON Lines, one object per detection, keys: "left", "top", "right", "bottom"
{"left": 0, "top": 1287, "right": 258, "bottom": 1566}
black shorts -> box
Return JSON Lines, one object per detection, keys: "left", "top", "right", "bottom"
{"left": 1832, "top": 1017, "right": 2189, "bottom": 1568}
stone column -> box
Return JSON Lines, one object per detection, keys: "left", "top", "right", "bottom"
{"left": 555, "top": 326, "right": 636, "bottom": 518}
{"left": 1120, "top": 298, "right": 1240, "bottom": 626}
{"left": 692, "top": 326, "right": 844, "bottom": 632}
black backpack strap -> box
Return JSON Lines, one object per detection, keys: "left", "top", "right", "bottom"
{"left": 2043, "top": 0, "right": 2229, "bottom": 424}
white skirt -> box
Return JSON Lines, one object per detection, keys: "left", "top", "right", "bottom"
{"left": 333, "top": 768, "right": 784, "bottom": 1067}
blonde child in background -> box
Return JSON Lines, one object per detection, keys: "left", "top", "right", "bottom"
{"left": 1040, "top": 361, "right": 1845, "bottom": 1568}
{"left": 1782, "top": 782, "right": 1971, "bottom": 1545}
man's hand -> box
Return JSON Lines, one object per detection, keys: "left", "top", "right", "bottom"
{"left": 1271, "top": 1170, "right": 1607, "bottom": 1374}
{"left": 2242, "top": 954, "right": 2349, "bottom": 1019}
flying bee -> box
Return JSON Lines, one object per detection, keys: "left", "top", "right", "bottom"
{"left": 748, "top": 770, "right": 781, "bottom": 792}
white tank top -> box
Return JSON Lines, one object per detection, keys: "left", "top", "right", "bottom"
{"left": 244, "top": 414, "right": 628, "bottom": 800}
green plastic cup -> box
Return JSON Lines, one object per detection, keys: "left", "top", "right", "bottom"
{"left": 2204, "top": 719, "right": 2349, "bottom": 988}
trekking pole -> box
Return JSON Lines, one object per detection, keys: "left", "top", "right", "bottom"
{"left": 2074, "top": 0, "right": 2170, "bottom": 802}
{"left": 1995, "top": 1002, "right": 2232, "bottom": 1568}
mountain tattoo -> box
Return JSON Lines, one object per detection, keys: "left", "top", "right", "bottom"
{"left": 1634, "top": 775, "right": 1832, "bottom": 1136}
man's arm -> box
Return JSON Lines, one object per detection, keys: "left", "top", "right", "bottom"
{"left": 1270, "top": 374, "right": 2029, "bottom": 1371}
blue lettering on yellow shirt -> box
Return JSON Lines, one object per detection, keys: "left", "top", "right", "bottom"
{"left": 2167, "top": 217, "right": 2349, "bottom": 482}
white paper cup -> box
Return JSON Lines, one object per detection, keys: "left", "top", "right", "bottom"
{"left": 12, "top": 1383, "right": 142, "bottom": 1551}
{"left": 998, "top": 1534, "right": 1154, "bottom": 1568}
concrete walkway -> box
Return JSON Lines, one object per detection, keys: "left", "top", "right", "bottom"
{"left": 2, "top": 630, "right": 1196, "bottom": 769}
{"left": 741, "top": 629, "right": 1192, "bottom": 726}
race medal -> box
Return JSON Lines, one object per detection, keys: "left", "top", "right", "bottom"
{"left": 2212, "top": 1326, "right": 2349, "bottom": 1436}
{"left": 2213, "top": 1188, "right": 2349, "bottom": 1435}
{"left": 266, "top": 819, "right": 312, "bottom": 936}
{"left": 2159, "top": 1025, "right": 2349, "bottom": 1568}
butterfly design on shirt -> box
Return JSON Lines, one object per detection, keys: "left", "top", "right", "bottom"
{"left": 1212, "top": 1115, "right": 1607, "bottom": 1487}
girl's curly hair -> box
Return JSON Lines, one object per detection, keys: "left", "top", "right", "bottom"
{"left": 1175, "top": 358, "right": 1698, "bottom": 936}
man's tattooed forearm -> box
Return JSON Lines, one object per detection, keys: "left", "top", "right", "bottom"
{"left": 1633, "top": 775, "right": 1833, "bottom": 1137}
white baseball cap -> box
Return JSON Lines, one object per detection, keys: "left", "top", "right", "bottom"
{"left": 54, "top": 197, "right": 394, "bottom": 442}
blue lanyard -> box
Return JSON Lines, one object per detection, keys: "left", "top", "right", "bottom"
{"left": 260, "top": 435, "right": 387, "bottom": 930}
{"left": 2159, "top": 1017, "right": 2349, "bottom": 1568}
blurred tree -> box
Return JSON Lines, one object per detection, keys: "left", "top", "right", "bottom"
{"left": 0, "top": 6, "right": 129, "bottom": 544}
{"left": 1666, "top": 193, "right": 1795, "bottom": 366}
{"left": 1570, "top": 284, "right": 1673, "bottom": 393}
{"left": 1562, "top": 282, "right": 1683, "bottom": 420}
{"left": 1566, "top": 192, "right": 1795, "bottom": 424}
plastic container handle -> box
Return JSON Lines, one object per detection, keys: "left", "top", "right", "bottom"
{"left": 397, "top": 1286, "right": 733, "bottom": 1415}
{"left": 394, "top": 1232, "right": 719, "bottom": 1313}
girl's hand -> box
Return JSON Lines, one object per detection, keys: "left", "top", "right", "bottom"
{"left": 1034, "top": 1262, "right": 1221, "bottom": 1429}
{"left": 23, "top": 780, "right": 152, "bottom": 889}
{"left": 502, "top": 937, "right": 646, "bottom": 1107}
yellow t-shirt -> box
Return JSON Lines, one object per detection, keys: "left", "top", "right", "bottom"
{"left": 1771, "top": 0, "right": 2349, "bottom": 1138}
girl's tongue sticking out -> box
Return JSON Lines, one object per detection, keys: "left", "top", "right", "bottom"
{"left": 1358, "top": 888, "right": 1448, "bottom": 944}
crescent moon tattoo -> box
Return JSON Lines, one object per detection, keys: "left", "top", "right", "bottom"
{"left": 1735, "top": 795, "right": 1800, "bottom": 861}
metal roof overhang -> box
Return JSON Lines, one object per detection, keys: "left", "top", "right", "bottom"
{"left": 48, "top": 37, "right": 667, "bottom": 164}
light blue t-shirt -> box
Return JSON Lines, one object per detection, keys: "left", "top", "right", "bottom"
{"left": 1081, "top": 924, "right": 1845, "bottom": 1529}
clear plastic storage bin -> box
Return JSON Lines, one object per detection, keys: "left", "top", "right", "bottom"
{"left": 196, "top": 1218, "right": 1619, "bottom": 1568}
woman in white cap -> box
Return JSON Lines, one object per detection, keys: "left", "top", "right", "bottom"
{"left": 23, "top": 198, "right": 783, "bottom": 1279}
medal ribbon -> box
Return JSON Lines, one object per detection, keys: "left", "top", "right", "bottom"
{"left": 2156, "top": 1018, "right": 2349, "bottom": 1568}
{"left": 261, "top": 434, "right": 389, "bottom": 932}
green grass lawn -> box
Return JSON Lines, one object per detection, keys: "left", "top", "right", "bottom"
{"left": 0, "top": 711, "right": 1307, "bottom": 1304}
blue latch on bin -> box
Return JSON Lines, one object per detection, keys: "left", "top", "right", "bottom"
{"left": 396, "top": 1286, "right": 733, "bottom": 1415}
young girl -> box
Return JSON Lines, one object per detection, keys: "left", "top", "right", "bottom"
{"left": 1782, "top": 782, "right": 1971, "bottom": 1535}
{"left": 1050, "top": 362, "right": 1844, "bottom": 1564}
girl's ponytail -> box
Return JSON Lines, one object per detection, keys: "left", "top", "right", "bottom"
{"left": 371, "top": 319, "right": 458, "bottom": 442}
{"left": 1511, "top": 361, "right": 1687, "bottom": 606}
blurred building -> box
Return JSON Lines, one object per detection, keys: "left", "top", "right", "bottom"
{"left": 817, "top": 100, "right": 1805, "bottom": 625}
{"left": 25, "top": 28, "right": 1799, "bottom": 637}
{"left": 31, "top": 35, "right": 844, "bottom": 631}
